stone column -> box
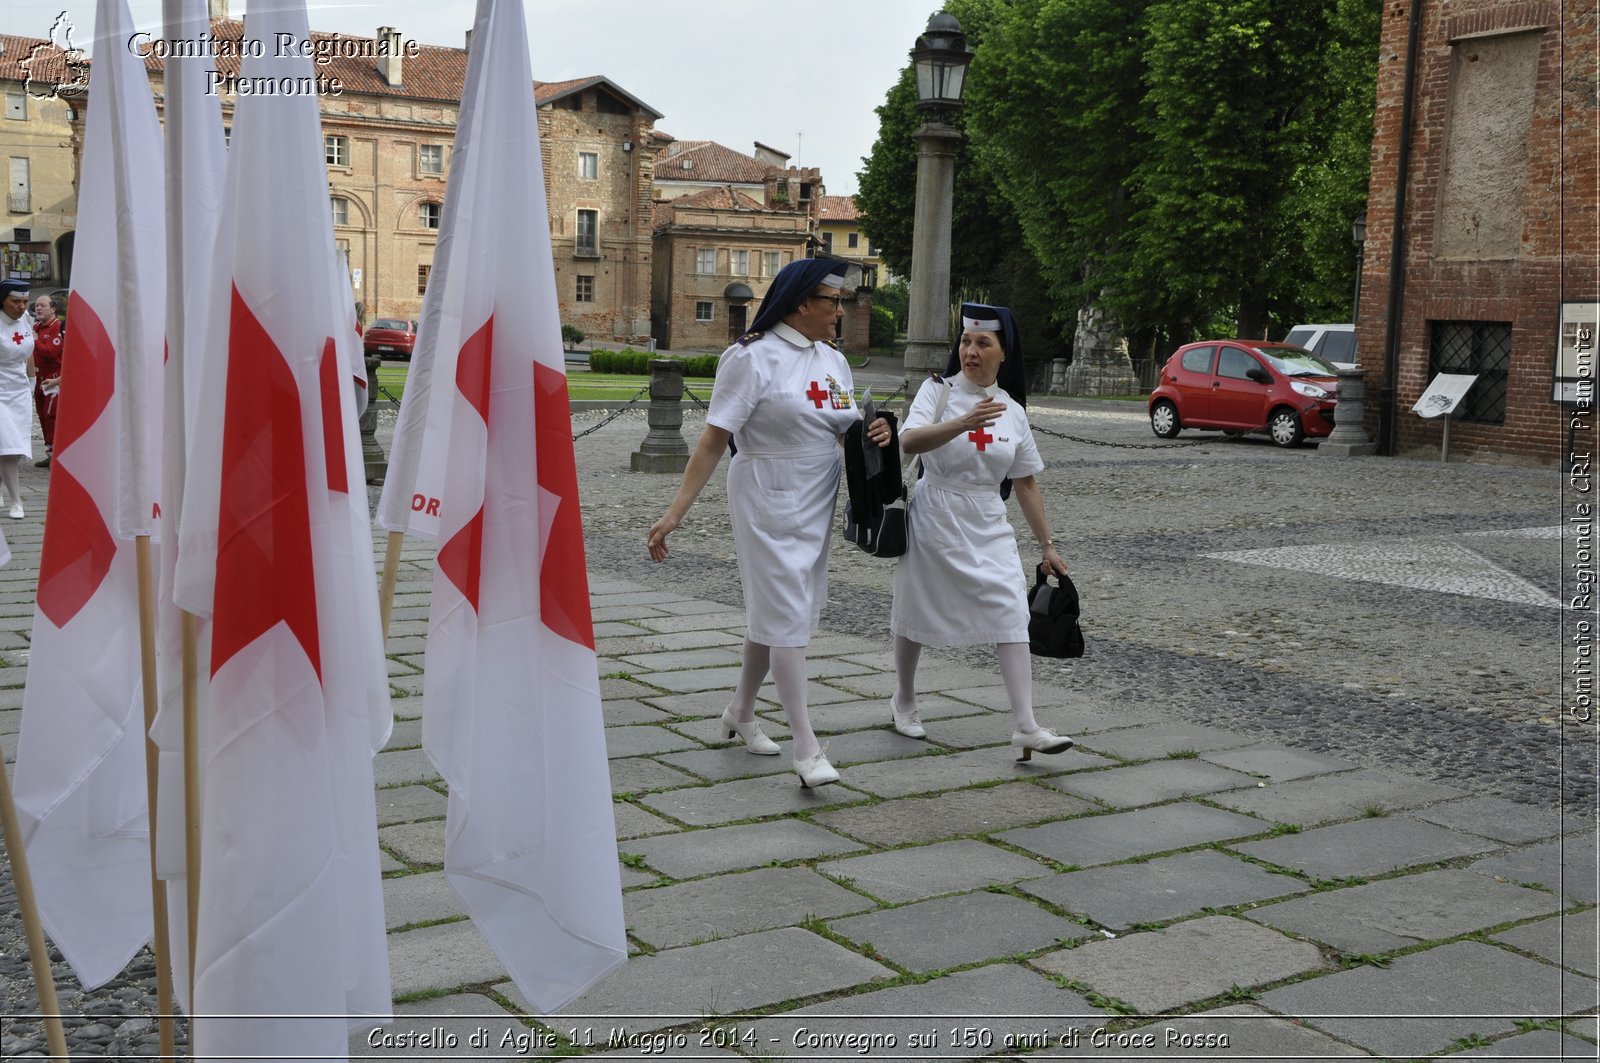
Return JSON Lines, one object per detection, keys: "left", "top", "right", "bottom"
{"left": 631, "top": 359, "right": 690, "bottom": 473}
{"left": 1320, "top": 367, "right": 1378, "bottom": 457}
{"left": 903, "top": 122, "right": 962, "bottom": 389}
{"left": 1049, "top": 358, "right": 1069, "bottom": 394}
{"left": 362, "top": 352, "right": 386, "bottom": 483}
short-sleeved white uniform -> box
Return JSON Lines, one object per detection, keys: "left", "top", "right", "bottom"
{"left": 890, "top": 375, "right": 1043, "bottom": 646}
{"left": 707, "top": 322, "right": 859, "bottom": 647}
{"left": 0, "top": 312, "right": 34, "bottom": 458}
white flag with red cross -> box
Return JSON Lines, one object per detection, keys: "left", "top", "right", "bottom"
{"left": 11, "top": 0, "right": 164, "bottom": 990}
{"left": 171, "top": 0, "right": 392, "bottom": 1053}
{"left": 381, "top": 0, "right": 626, "bottom": 1012}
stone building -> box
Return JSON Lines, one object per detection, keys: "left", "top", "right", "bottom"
{"left": 1357, "top": 0, "right": 1596, "bottom": 462}
{"left": 0, "top": 32, "right": 82, "bottom": 288}
{"left": 13, "top": 15, "right": 662, "bottom": 341}
{"left": 816, "top": 194, "right": 880, "bottom": 285}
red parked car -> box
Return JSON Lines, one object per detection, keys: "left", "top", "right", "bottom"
{"left": 363, "top": 318, "right": 417, "bottom": 360}
{"left": 1148, "top": 340, "right": 1340, "bottom": 447}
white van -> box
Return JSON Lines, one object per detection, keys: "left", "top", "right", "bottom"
{"left": 1283, "top": 323, "right": 1357, "bottom": 368}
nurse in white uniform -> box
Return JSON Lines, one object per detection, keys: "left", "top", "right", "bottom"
{"left": 648, "top": 259, "right": 892, "bottom": 787}
{"left": 889, "top": 303, "right": 1074, "bottom": 759}
{"left": 0, "top": 280, "right": 36, "bottom": 518}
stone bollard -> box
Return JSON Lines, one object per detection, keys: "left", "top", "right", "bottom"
{"left": 1049, "top": 358, "right": 1068, "bottom": 394}
{"left": 362, "top": 352, "right": 388, "bottom": 483}
{"left": 1320, "top": 366, "right": 1377, "bottom": 457}
{"left": 631, "top": 358, "right": 691, "bottom": 473}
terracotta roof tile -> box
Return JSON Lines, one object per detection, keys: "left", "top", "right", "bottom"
{"left": 653, "top": 140, "right": 771, "bottom": 185}
{"left": 0, "top": 33, "right": 84, "bottom": 91}
{"left": 818, "top": 195, "right": 858, "bottom": 221}
{"left": 652, "top": 185, "right": 773, "bottom": 232}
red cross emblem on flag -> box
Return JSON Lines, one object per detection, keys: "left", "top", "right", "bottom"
{"left": 968, "top": 426, "right": 993, "bottom": 451}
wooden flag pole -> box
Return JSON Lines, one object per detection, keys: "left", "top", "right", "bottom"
{"left": 0, "top": 751, "right": 70, "bottom": 1060}
{"left": 133, "top": 536, "right": 178, "bottom": 1061}
{"left": 378, "top": 530, "right": 404, "bottom": 638}
{"left": 181, "top": 609, "right": 201, "bottom": 1009}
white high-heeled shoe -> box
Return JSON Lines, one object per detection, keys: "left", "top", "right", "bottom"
{"left": 1012, "top": 726, "right": 1074, "bottom": 762}
{"left": 720, "top": 707, "right": 780, "bottom": 755}
{"left": 889, "top": 697, "right": 926, "bottom": 739}
{"left": 794, "top": 747, "right": 839, "bottom": 788}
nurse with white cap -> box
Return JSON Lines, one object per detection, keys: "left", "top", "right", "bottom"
{"left": 0, "top": 279, "right": 36, "bottom": 518}
{"left": 889, "top": 302, "right": 1074, "bottom": 759}
{"left": 648, "top": 258, "right": 892, "bottom": 787}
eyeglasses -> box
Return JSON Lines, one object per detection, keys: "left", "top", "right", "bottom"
{"left": 810, "top": 294, "right": 845, "bottom": 308}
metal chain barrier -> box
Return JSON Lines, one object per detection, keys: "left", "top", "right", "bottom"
{"left": 571, "top": 385, "right": 650, "bottom": 441}
{"left": 1031, "top": 422, "right": 1219, "bottom": 449}
{"left": 681, "top": 383, "right": 711, "bottom": 412}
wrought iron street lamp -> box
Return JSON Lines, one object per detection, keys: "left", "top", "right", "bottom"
{"left": 1350, "top": 209, "right": 1367, "bottom": 322}
{"left": 903, "top": 13, "right": 973, "bottom": 386}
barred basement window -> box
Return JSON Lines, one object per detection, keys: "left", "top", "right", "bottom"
{"left": 575, "top": 274, "right": 594, "bottom": 302}
{"left": 1428, "top": 320, "right": 1511, "bottom": 424}
{"left": 417, "top": 263, "right": 431, "bottom": 295}
{"left": 695, "top": 301, "right": 713, "bottom": 323}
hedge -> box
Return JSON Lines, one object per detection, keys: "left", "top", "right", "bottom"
{"left": 588, "top": 349, "right": 719, "bottom": 377}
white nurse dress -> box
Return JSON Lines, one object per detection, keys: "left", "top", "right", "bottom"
{"left": 0, "top": 310, "right": 34, "bottom": 458}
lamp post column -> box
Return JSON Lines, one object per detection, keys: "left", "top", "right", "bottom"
{"left": 903, "top": 121, "right": 961, "bottom": 389}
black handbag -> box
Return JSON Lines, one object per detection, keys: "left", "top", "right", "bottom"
{"left": 842, "top": 410, "right": 908, "bottom": 558}
{"left": 1028, "top": 564, "right": 1085, "bottom": 658}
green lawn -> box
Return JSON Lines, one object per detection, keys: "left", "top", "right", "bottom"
{"left": 371, "top": 363, "right": 717, "bottom": 404}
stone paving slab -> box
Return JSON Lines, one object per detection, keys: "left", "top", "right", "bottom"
{"left": 622, "top": 867, "right": 875, "bottom": 948}
{"left": 1447, "top": 1028, "right": 1600, "bottom": 1058}
{"left": 919, "top": 711, "right": 1020, "bottom": 749}
{"left": 350, "top": 993, "right": 527, "bottom": 1060}
{"left": 601, "top": 724, "right": 703, "bottom": 759}
{"left": 636, "top": 771, "right": 859, "bottom": 825}
{"left": 373, "top": 747, "right": 443, "bottom": 787}
{"left": 1492, "top": 907, "right": 1599, "bottom": 976}
{"left": 1049, "top": 759, "right": 1261, "bottom": 808}
{"left": 1207, "top": 768, "right": 1468, "bottom": 826}
{"left": 1024, "top": 1003, "right": 1373, "bottom": 1059}
{"left": 384, "top": 719, "right": 423, "bottom": 750}
{"left": 535, "top": 928, "right": 894, "bottom": 1034}
{"left": 827, "top": 891, "right": 1091, "bottom": 971}
{"left": 388, "top": 919, "right": 506, "bottom": 997}
{"left": 616, "top": 647, "right": 745, "bottom": 671}
{"left": 1198, "top": 743, "right": 1359, "bottom": 782}
{"left": 999, "top": 802, "right": 1271, "bottom": 868}
{"left": 1258, "top": 941, "right": 1600, "bottom": 1059}
{"left": 1245, "top": 868, "right": 1564, "bottom": 954}
{"left": 745, "top": 963, "right": 1103, "bottom": 1061}
{"left": 1467, "top": 834, "right": 1600, "bottom": 904}
{"left": 639, "top": 691, "right": 742, "bottom": 716}
{"left": 816, "top": 840, "right": 1051, "bottom": 903}
{"left": 839, "top": 746, "right": 1098, "bottom": 799}
{"left": 1076, "top": 723, "right": 1259, "bottom": 761}
{"left": 1404, "top": 796, "right": 1569, "bottom": 844}
{"left": 1230, "top": 816, "right": 1504, "bottom": 879}
{"left": 382, "top": 871, "right": 466, "bottom": 930}
{"left": 601, "top": 676, "right": 663, "bottom": 701}
{"left": 608, "top": 756, "right": 699, "bottom": 797}
{"left": 811, "top": 783, "right": 1096, "bottom": 848}
{"left": 805, "top": 695, "right": 984, "bottom": 734}
{"left": 379, "top": 851, "right": 404, "bottom": 873}
{"left": 593, "top": 621, "right": 651, "bottom": 638}
{"left": 630, "top": 611, "right": 749, "bottom": 634}
{"left": 374, "top": 784, "right": 447, "bottom": 827}
{"left": 595, "top": 629, "right": 744, "bottom": 654}
{"left": 1020, "top": 849, "right": 1311, "bottom": 931}
{"left": 942, "top": 682, "right": 1089, "bottom": 709}
{"left": 666, "top": 713, "right": 793, "bottom": 748}
{"left": 653, "top": 745, "right": 794, "bottom": 782}
{"left": 1032, "top": 915, "right": 1324, "bottom": 1015}
{"left": 590, "top": 605, "right": 669, "bottom": 623}
{"left": 379, "top": 820, "right": 444, "bottom": 866}
{"left": 618, "top": 820, "right": 866, "bottom": 879}
{"left": 603, "top": 699, "right": 678, "bottom": 726}
{"left": 820, "top": 727, "right": 938, "bottom": 767}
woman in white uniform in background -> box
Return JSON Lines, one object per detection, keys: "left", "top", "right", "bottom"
{"left": 889, "top": 303, "right": 1074, "bottom": 759}
{"left": 648, "top": 259, "right": 892, "bottom": 787}
{"left": 0, "top": 280, "right": 36, "bottom": 519}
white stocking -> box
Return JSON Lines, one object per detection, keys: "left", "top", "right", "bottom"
{"left": 725, "top": 638, "right": 771, "bottom": 723}
{"left": 0, "top": 456, "right": 20, "bottom": 507}
{"left": 893, "top": 635, "right": 922, "bottom": 714}
{"left": 997, "top": 642, "right": 1038, "bottom": 734}
{"left": 770, "top": 646, "right": 820, "bottom": 761}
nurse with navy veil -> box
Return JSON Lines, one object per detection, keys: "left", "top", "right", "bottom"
{"left": 888, "top": 303, "right": 1074, "bottom": 759}
{"left": 648, "top": 259, "right": 892, "bottom": 788}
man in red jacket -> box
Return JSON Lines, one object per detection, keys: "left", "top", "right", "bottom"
{"left": 30, "top": 294, "right": 62, "bottom": 468}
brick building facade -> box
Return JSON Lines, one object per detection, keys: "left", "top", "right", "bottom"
{"left": 0, "top": 33, "right": 82, "bottom": 288}
{"left": 1358, "top": 0, "right": 1597, "bottom": 462}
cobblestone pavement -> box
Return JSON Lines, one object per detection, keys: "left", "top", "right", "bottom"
{"left": 1, "top": 397, "right": 1595, "bottom": 1060}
